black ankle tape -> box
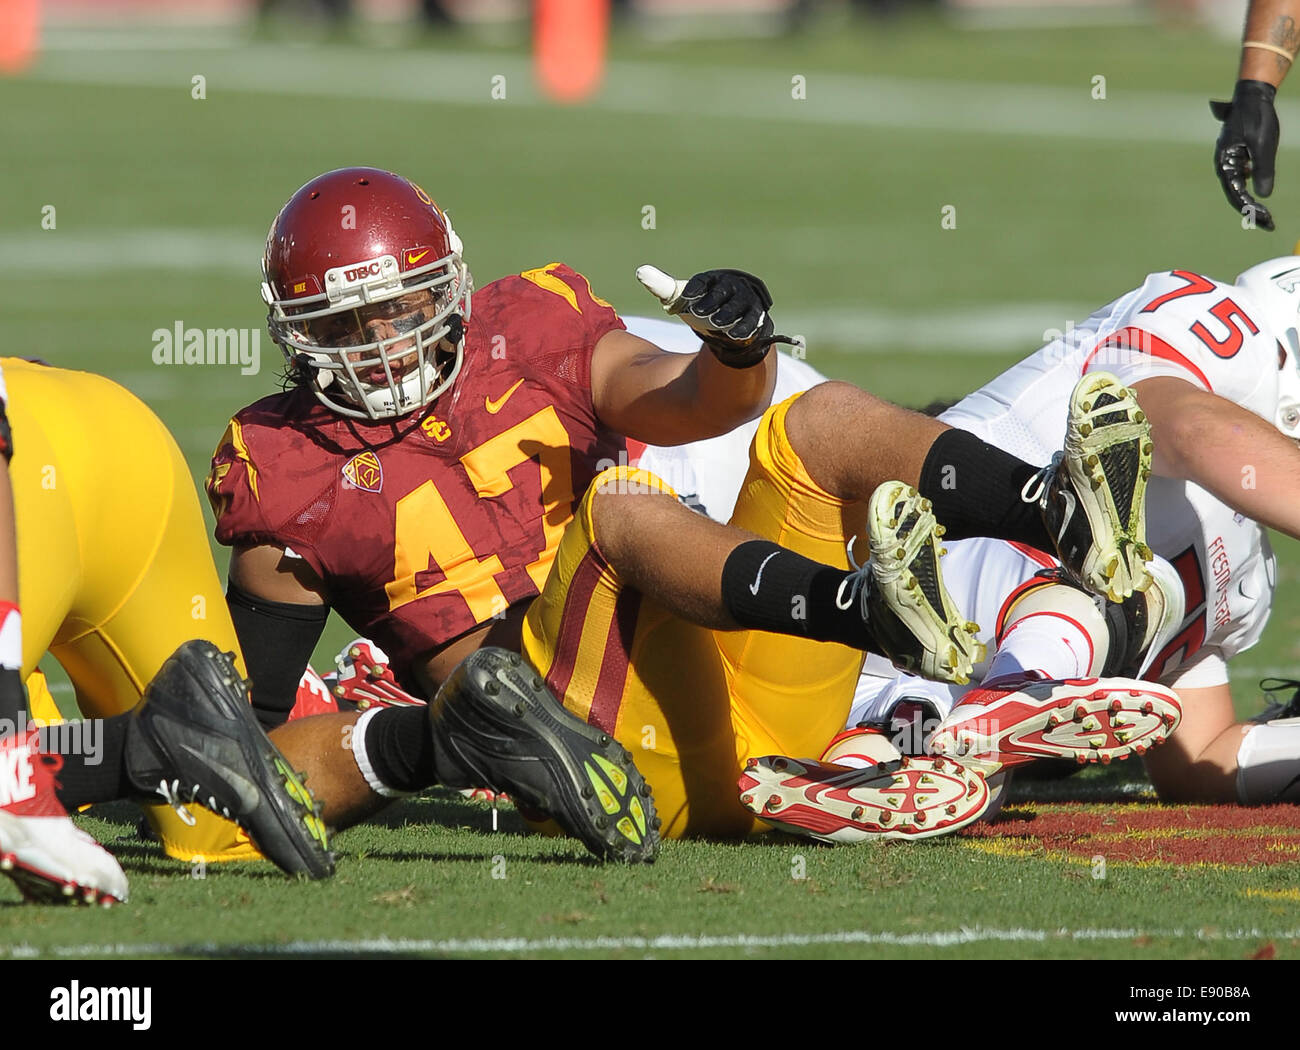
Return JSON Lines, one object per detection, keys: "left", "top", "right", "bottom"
{"left": 720, "top": 540, "right": 871, "bottom": 650}
{"left": 364, "top": 705, "right": 437, "bottom": 793}
{"left": 919, "top": 429, "right": 1052, "bottom": 550}
{"left": 41, "top": 713, "right": 133, "bottom": 807}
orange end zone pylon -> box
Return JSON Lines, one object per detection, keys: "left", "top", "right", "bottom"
{"left": 535, "top": 0, "right": 610, "bottom": 104}
{"left": 0, "top": 0, "right": 40, "bottom": 75}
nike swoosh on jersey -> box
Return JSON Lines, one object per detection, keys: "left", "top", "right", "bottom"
{"left": 749, "top": 550, "right": 781, "bottom": 596}
{"left": 485, "top": 378, "right": 526, "bottom": 415}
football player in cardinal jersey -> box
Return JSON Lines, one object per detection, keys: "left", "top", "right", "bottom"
{"left": 736, "top": 256, "right": 1300, "bottom": 841}
{"left": 206, "top": 167, "right": 1160, "bottom": 851}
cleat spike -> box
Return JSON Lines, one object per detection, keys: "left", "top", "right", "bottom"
{"left": 766, "top": 794, "right": 781, "bottom": 811}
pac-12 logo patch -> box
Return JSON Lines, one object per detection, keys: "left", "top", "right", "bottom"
{"left": 342, "top": 451, "right": 383, "bottom": 493}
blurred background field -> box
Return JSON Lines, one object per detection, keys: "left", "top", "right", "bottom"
{"left": 1, "top": 0, "right": 1298, "bottom": 957}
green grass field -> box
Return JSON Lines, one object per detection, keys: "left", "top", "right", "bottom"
{"left": 1, "top": 10, "right": 1299, "bottom": 959}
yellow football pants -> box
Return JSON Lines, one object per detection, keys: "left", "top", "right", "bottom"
{"left": 523, "top": 393, "right": 868, "bottom": 838}
{"left": 8, "top": 359, "right": 257, "bottom": 862}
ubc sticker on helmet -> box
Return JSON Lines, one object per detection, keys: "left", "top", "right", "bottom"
{"left": 342, "top": 451, "right": 384, "bottom": 493}
{"left": 323, "top": 255, "right": 402, "bottom": 305}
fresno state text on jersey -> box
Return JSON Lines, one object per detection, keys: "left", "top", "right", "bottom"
{"left": 207, "top": 263, "right": 627, "bottom": 677}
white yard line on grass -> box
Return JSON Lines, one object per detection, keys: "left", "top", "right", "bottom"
{"left": 0, "top": 227, "right": 1075, "bottom": 355}
{"left": 26, "top": 38, "right": 1300, "bottom": 147}
{"left": 6, "top": 926, "right": 1298, "bottom": 958}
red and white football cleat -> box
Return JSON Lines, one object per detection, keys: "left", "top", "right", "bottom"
{"left": 821, "top": 726, "right": 903, "bottom": 767}
{"left": 327, "top": 639, "right": 427, "bottom": 712}
{"left": 287, "top": 665, "right": 344, "bottom": 721}
{"left": 929, "top": 675, "right": 1181, "bottom": 771}
{"left": 0, "top": 731, "right": 128, "bottom": 906}
{"left": 738, "top": 754, "right": 992, "bottom": 843}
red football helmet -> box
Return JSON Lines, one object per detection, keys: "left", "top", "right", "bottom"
{"left": 261, "top": 168, "right": 473, "bottom": 420}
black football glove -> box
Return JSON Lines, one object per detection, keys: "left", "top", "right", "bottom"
{"left": 1211, "top": 79, "right": 1280, "bottom": 231}
{"left": 679, "top": 269, "right": 797, "bottom": 368}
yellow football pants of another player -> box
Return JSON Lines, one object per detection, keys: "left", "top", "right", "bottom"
{"left": 8, "top": 359, "right": 258, "bottom": 863}
{"left": 522, "top": 393, "right": 867, "bottom": 838}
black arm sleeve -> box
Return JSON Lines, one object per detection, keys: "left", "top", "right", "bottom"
{"left": 226, "top": 581, "right": 330, "bottom": 731}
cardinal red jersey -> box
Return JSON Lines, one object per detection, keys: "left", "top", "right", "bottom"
{"left": 208, "top": 262, "right": 627, "bottom": 676}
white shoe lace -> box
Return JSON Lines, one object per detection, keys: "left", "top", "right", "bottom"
{"left": 156, "top": 779, "right": 233, "bottom": 826}
{"left": 1019, "top": 452, "right": 1063, "bottom": 507}
{"left": 156, "top": 780, "right": 197, "bottom": 827}
{"left": 834, "top": 535, "right": 868, "bottom": 612}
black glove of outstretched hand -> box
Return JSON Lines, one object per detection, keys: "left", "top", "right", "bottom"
{"left": 679, "top": 268, "right": 797, "bottom": 367}
{"left": 1211, "top": 79, "right": 1280, "bottom": 231}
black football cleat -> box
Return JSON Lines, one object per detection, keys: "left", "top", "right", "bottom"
{"left": 429, "top": 647, "right": 659, "bottom": 863}
{"left": 125, "top": 641, "right": 334, "bottom": 879}
{"left": 1254, "top": 678, "right": 1300, "bottom": 723}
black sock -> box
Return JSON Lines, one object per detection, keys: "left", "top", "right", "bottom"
{"left": 918, "top": 429, "right": 1054, "bottom": 551}
{"left": 720, "top": 540, "right": 874, "bottom": 650}
{"left": 40, "top": 714, "right": 132, "bottom": 807}
{"left": 0, "top": 668, "right": 26, "bottom": 731}
{"left": 364, "top": 705, "right": 438, "bottom": 793}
